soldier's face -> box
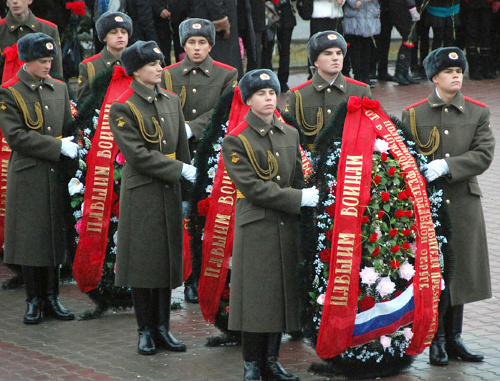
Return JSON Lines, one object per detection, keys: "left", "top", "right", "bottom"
{"left": 314, "top": 47, "right": 344, "bottom": 77}
{"left": 103, "top": 28, "right": 129, "bottom": 53}
{"left": 432, "top": 67, "right": 463, "bottom": 95}
{"left": 25, "top": 57, "right": 53, "bottom": 80}
{"left": 246, "top": 88, "right": 277, "bottom": 120}
{"left": 135, "top": 60, "right": 163, "bottom": 88}
{"left": 184, "top": 37, "right": 212, "bottom": 64}
{"left": 7, "top": 0, "right": 33, "bottom": 17}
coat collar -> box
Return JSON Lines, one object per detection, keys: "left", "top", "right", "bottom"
{"left": 245, "top": 110, "right": 285, "bottom": 136}
{"left": 312, "top": 71, "right": 346, "bottom": 93}
{"left": 101, "top": 47, "right": 122, "bottom": 68}
{"left": 427, "top": 89, "right": 465, "bottom": 113}
{"left": 18, "top": 66, "right": 56, "bottom": 91}
{"left": 131, "top": 79, "right": 169, "bottom": 103}
{"left": 6, "top": 10, "right": 38, "bottom": 32}
{"left": 180, "top": 55, "right": 214, "bottom": 77}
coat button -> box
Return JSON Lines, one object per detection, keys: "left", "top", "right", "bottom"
{"left": 275, "top": 152, "right": 279, "bottom": 157}
{"left": 444, "top": 108, "right": 448, "bottom": 113}
{"left": 270, "top": 130, "right": 274, "bottom": 134}
{"left": 20, "top": 27, "right": 23, "bottom": 31}
{"left": 44, "top": 105, "right": 49, "bottom": 110}
{"left": 444, "top": 130, "right": 449, "bottom": 135}
{"left": 39, "top": 86, "right": 43, "bottom": 90}
{"left": 327, "top": 88, "right": 331, "bottom": 93}
{"left": 50, "top": 168, "right": 55, "bottom": 172}
{"left": 154, "top": 98, "right": 158, "bottom": 102}
{"left": 276, "top": 175, "right": 281, "bottom": 181}
{"left": 446, "top": 199, "right": 450, "bottom": 204}
{"left": 193, "top": 70, "right": 197, "bottom": 75}
{"left": 47, "top": 126, "right": 52, "bottom": 131}
{"left": 192, "top": 109, "right": 197, "bottom": 114}
{"left": 162, "top": 140, "right": 166, "bottom": 144}
{"left": 165, "top": 184, "right": 170, "bottom": 189}
{"left": 445, "top": 153, "right": 450, "bottom": 158}
{"left": 161, "top": 117, "right": 165, "bottom": 122}
{"left": 327, "top": 109, "right": 332, "bottom": 114}
{"left": 280, "top": 221, "right": 284, "bottom": 226}
{"left": 192, "top": 88, "right": 197, "bottom": 93}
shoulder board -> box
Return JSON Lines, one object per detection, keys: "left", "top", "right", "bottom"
{"left": 116, "top": 88, "right": 134, "bottom": 104}
{"left": 464, "top": 96, "right": 486, "bottom": 107}
{"left": 35, "top": 17, "right": 57, "bottom": 28}
{"left": 1, "top": 76, "right": 19, "bottom": 88}
{"left": 228, "top": 121, "right": 249, "bottom": 137}
{"left": 213, "top": 60, "right": 235, "bottom": 71}
{"left": 345, "top": 77, "right": 369, "bottom": 87}
{"left": 82, "top": 53, "right": 101, "bottom": 64}
{"left": 161, "top": 88, "right": 177, "bottom": 95}
{"left": 290, "top": 80, "right": 313, "bottom": 92}
{"left": 0, "top": 19, "right": 6, "bottom": 26}
{"left": 164, "top": 62, "right": 182, "bottom": 70}
{"left": 405, "top": 98, "right": 428, "bottom": 111}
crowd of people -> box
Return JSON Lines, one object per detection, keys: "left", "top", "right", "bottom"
{"left": 0, "top": 1, "right": 496, "bottom": 381}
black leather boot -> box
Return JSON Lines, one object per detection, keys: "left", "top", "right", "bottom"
{"left": 154, "top": 288, "right": 186, "bottom": 351}
{"left": 429, "top": 334, "right": 448, "bottom": 366}
{"left": 132, "top": 288, "right": 156, "bottom": 355}
{"left": 244, "top": 361, "right": 262, "bottom": 381}
{"left": 43, "top": 267, "right": 74, "bottom": 320}
{"left": 467, "top": 46, "right": 483, "bottom": 80}
{"left": 394, "top": 46, "right": 419, "bottom": 85}
{"left": 183, "top": 275, "right": 199, "bottom": 303}
{"left": 480, "top": 47, "right": 497, "bottom": 79}
{"left": 242, "top": 331, "right": 266, "bottom": 380}
{"left": 262, "top": 333, "right": 299, "bottom": 381}
{"left": 22, "top": 266, "right": 43, "bottom": 325}
{"left": 446, "top": 305, "right": 484, "bottom": 362}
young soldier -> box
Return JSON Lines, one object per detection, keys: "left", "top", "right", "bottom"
{"left": 109, "top": 40, "right": 196, "bottom": 355}
{"left": 0, "top": 33, "right": 80, "bottom": 324}
{"left": 285, "top": 31, "right": 371, "bottom": 149}
{"left": 76, "top": 11, "right": 132, "bottom": 104}
{"left": 402, "top": 47, "right": 495, "bottom": 366}
{"left": 0, "top": 0, "right": 63, "bottom": 77}
{"left": 161, "top": 17, "right": 238, "bottom": 303}
{"left": 222, "top": 69, "right": 319, "bottom": 381}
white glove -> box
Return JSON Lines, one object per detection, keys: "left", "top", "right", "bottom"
{"left": 181, "top": 163, "right": 197, "bottom": 183}
{"left": 409, "top": 7, "right": 420, "bottom": 22}
{"left": 301, "top": 186, "right": 319, "bottom": 207}
{"left": 185, "top": 123, "right": 193, "bottom": 139}
{"left": 424, "top": 159, "right": 449, "bottom": 182}
{"left": 60, "top": 136, "right": 80, "bottom": 159}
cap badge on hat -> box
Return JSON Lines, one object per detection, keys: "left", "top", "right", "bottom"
{"left": 46, "top": 42, "right": 54, "bottom": 50}
{"left": 192, "top": 23, "right": 202, "bottom": 30}
{"left": 260, "top": 73, "right": 270, "bottom": 80}
{"left": 448, "top": 52, "right": 459, "bottom": 60}
{"left": 153, "top": 47, "right": 162, "bottom": 54}
{"left": 327, "top": 34, "right": 337, "bottom": 40}
{"left": 115, "top": 16, "right": 124, "bottom": 22}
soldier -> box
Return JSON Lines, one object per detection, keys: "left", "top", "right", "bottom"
{"left": 285, "top": 31, "right": 371, "bottom": 150}
{"left": 76, "top": 11, "right": 132, "bottom": 105}
{"left": 0, "top": 33, "right": 80, "bottom": 324}
{"left": 402, "top": 47, "right": 495, "bottom": 366}
{"left": 0, "top": 0, "right": 63, "bottom": 78}
{"left": 161, "top": 17, "right": 238, "bottom": 303}
{"left": 109, "top": 40, "right": 196, "bottom": 355}
{"left": 222, "top": 69, "right": 319, "bottom": 381}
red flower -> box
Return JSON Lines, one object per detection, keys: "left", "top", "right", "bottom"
{"left": 405, "top": 210, "right": 413, "bottom": 218}
{"left": 388, "top": 167, "right": 396, "bottom": 176}
{"left": 403, "top": 41, "right": 415, "bottom": 48}
{"left": 402, "top": 242, "right": 411, "bottom": 250}
{"left": 111, "top": 201, "right": 120, "bottom": 218}
{"left": 411, "top": 224, "right": 418, "bottom": 232}
{"left": 361, "top": 216, "right": 370, "bottom": 224}
{"left": 381, "top": 192, "right": 390, "bottom": 202}
{"left": 402, "top": 229, "right": 411, "bottom": 236}
{"left": 369, "top": 233, "right": 378, "bottom": 243}
{"left": 197, "top": 197, "right": 212, "bottom": 217}
{"left": 371, "top": 247, "right": 380, "bottom": 257}
{"left": 326, "top": 229, "right": 334, "bottom": 241}
{"left": 395, "top": 209, "right": 405, "bottom": 219}
{"left": 391, "top": 245, "right": 400, "bottom": 253}
{"left": 381, "top": 152, "right": 388, "bottom": 162}
{"left": 391, "top": 259, "right": 400, "bottom": 269}
{"left": 319, "top": 248, "right": 331, "bottom": 264}
{"left": 373, "top": 175, "right": 381, "bottom": 185}
{"left": 377, "top": 211, "right": 385, "bottom": 219}
{"left": 389, "top": 228, "right": 398, "bottom": 238}
{"left": 66, "top": 1, "right": 86, "bottom": 16}
{"left": 359, "top": 296, "right": 375, "bottom": 311}
{"left": 221, "top": 287, "right": 230, "bottom": 301}
{"left": 398, "top": 191, "right": 407, "bottom": 200}
{"left": 325, "top": 203, "right": 336, "bottom": 217}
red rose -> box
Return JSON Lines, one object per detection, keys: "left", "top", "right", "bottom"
{"left": 361, "top": 216, "right": 370, "bottom": 224}
{"left": 405, "top": 210, "right": 413, "bottom": 218}
{"left": 391, "top": 245, "right": 400, "bottom": 253}
{"left": 381, "top": 192, "right": 390, "bottom": 202}
{"left": 398, "top": 191, "right": 407, "bottom": 200}
{"left": 221, "top": 287, "right": 230, "bottom": 301}
{"left": 197, "top": 197, "right": 212, "bottom": 217}
{"left": 395, "top": 209, "right": 405, "bottom": 219}
{"left": 389, "top": 228, "right": 398, "bottom": 237}
{"left": 377, "top": 211, "right": 385, "bottom": 219}
{"left": 359, "top": 296, "right": 375, "bottom": 311}
{"left": 388, "top": 167, "right": 396, "bottom": 176}
{"left": 326, "top": 229, "right": 334, "bottom": 241}
{"left": 371, "top": 247, "right": 380, "bottom": 257}
{"left": 325, "top": 203, "right": 336, "bottom": 217}
{"left": 391, "top": 259, "right": 400, "bottom": 269}
{"left": 369, "top": 233, "right": 378, "bottom": 243}
{"left": 111, "top": 201, "right": 120, "bottom": 218}
{"left": 402, "top": 242, "right": 411, "bottom": 250}
{"left": 402, "top": 229, "right": 411, "bottom": 236}
{"left": 381, "top": 152, "right": 388, "bottom": 162}
{"left": 319, "top": 248, "right": 331, "bottom": 264}
{"left": 373, "top": 175, "right": 381, "bottom": 185}
{"left": 411, "top": 224, "right": 418, "bottom": 232}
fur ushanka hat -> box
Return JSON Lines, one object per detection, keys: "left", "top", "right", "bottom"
{"left": 239, "top": 69, "right": 280, "bottom": 104}
{"left": 179, "top": 18, "right": 216, "bottom": 47}
{"left": 17, "top": 33, "right": 58, "bottom": 62}
{"left": 306, "top": 31, "right": 347, "bottom": 65}
{"left": 121, "top": 40, "right": 164, "bottom": 76}
{"left": 423, "top": 47, "right": 467, "bottom": 81}
{"left": 95, "top": 11, "right": 133, "bottom": 42}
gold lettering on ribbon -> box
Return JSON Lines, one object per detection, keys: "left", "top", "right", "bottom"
{"left": 340, "top": 155, "right": 363, "bottom": 217}
{"left": 218, "top": 170, "right": 236, "bottom": 205}
{"left": 204, "top": 211, "right": 232, "bottom": 278}
{"left": 330, "top": 233, "right": 356, "bottom": 305}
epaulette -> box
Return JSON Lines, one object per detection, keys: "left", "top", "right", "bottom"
{"left": 345, "top": 77, "right": 369, "bottom": 87}
{"left": 116, "top": 88, "right": 134, "bottom": 104}
{"left": 164, "top": 62, "right": 182, "bottom": 70}
{"left": 213, "top": 60, "right": 235, "bottom": 71}
{"left": 228, "top": 121, "right": 249, "bottom": 137}
{"left": 35, "top": 17, "right": 57, "bottom": 28}
{"left": 49, "top": 75, "right": 64, "bottom": 84}
{"left": 290, "top": 80, "right": 312, "bottom": 92}
{"left": 405, "top": 98, "right": 428, "bottom": 111}
{"left": 464, "top": 96, "right": 486, "bottom": 107}
{"left": 161, "top": 88, "right": 177, "bottom": 95}
{"left": 82, "top": 53, "right": 101, "bottom": 64}
{"left": 1, "top": 76, "right": 19, "bottom": 88}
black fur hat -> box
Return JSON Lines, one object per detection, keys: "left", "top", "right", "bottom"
{"left": 239, "top": 69, "right": 280, "bottom": 104}
{"left": 17, "top": 33, "right": 57, "bottom": 62}
{"left": 96, "top": 11, "right": 133, "bottom": 42}
{"left": 423, "top": 47, "right": 467, "bottom": 81}
{"left": 121, "top": 41, "right": 164, "bottom": 76}
{"left": 179, "top": 18, "right": 216, "bottom": 47}
{"left": 306, "top": 31, "right": 347, "bottom": 64}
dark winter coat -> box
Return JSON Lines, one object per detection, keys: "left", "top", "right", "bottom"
{"left": 125, "top": 0, "right": 159, "bottom": 44}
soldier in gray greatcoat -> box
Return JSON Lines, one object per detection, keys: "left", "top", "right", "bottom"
{"left": 109, "top": 40, "right": 196, "bottom": 356}
{"left": 402, "top": 47, "right": 495, "bottom": 366}
{"left": 0, "top": 33, "right": 79, "bottom": 324}
{"left": 222, "top": 69, "right": 319, "bottom": 381}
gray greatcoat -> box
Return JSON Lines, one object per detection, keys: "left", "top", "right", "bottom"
{"left": 0, "top": 68, "right": 73, "bottom": 266}
{"left": 222, "top": 111, "right": 304, "bottom": 333}
{"left": 402, "top": 90, "right": 495, "bottom": 306}
{"left": 109, "top": 80, "right": 190, "bottom": 289}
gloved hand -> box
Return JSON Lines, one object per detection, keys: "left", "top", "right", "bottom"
{"left": 213, "top": 16, "right": 231, "bottom": 39}
{"left": 409, "top": 7, "right": 420, "bottom": 22}
{"left": 424, "top": 159, "right": 449, "bottom": 182}
{"left": 185, "top": 123, "right": 193, "bottom": 139}
{"left": 181, "top": 163, "right": 197, "bottom": 183}
{"left": 301, "top": 186, "right": 319, "bottom": 207}
{"left": 182, "top": 201, "right": 189, "bottom": 218}
{"left": 60, "top": 136, "right": 80, "bottom": 159}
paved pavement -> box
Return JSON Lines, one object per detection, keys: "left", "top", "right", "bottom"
{"left": 1, "top": 71, "right": 500, "bottom": 381}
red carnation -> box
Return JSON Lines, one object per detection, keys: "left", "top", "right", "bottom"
{"left": 369, "top": 233, "right": 378, "bottom": 243}
{"left": 391, "top": 245, "right": 400, "bottom": 253}
{"left": 411, "top": 224, "right": 418, "bottom": 232}
{"left": 389, "top": 228, "right": 398, "bottom": 238}
{"left": 402, "top": 242, "right": 411, "bottom": 250}
{"left": 197, "top": 197, "right": 212, "bottom": 217}
{"left": 388, "top": 167, "right": 396, "bottom": 176}
{"left": 319, "top": 248, "right": 331, "bottom": 264}
{"left": 398, "top": 191, "right": 407, "bottom": 200}
{"left": 395, "top": 209, "right": 405, "bottom": 219}
{"left": 405, "top": 210, "right": 413, "bottom": 218}
{"left": 326, "top": 229, "right": 334, "bottom": 241}
{"left": 359, "top": 296, "right": 375, "bottom": 311}
{"left": 371, "top": 247, "right": 380, "bottom": 257}
{"left": 381, "top": 152, "right": 388, "bottom": 162}
{"left": 381, "top": 192, "right": 390, "bottom": 202}
{"left": 66, "top": 1, "right": 86, "bottom": 16}
{"left": 402, "top": 229, "right": 411, "bottom": 236}
{"left": 377, "top": 211, "right": 385, "bottom": 219}
{"left": 325, "top": 203, "right": 336, "bottom": 217}
{"left": 111, "top": 201, "right": 120, "bottom": 218}
{"left": 373, "top": 175, "right": 381, "bottom": 185}
{"left": 361, "top": 216, "right": 370, "bottom": 224}
{"left": 391, "top": 259, "right": 400, "bottom": 269}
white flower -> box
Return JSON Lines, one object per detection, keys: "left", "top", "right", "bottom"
{"left": 206, "top": 185, "right": 213, "bottom": 194}
{"left": 113, "top": 231, "right": 119, "bottom": 246}
{"left": 399, "top": 261, "right": 415, "bottom": 281}
{"left": 68, "top": 178, "right": 84, "bottom": 196}
{"left": 403, "top": 327, "right": 414, "bottom": 341}
{"left": 360, "top": 266, "right": 379, "bottom": 285}
{"left": 441, "top": 278, "right": 445, "bottom": 290}
{"left": 208, "top": 167, "right": 216, "bottom": 179}
{"left": 213, "top": 143, "right": 222, "bottom": 152}
{"left": 374, "top": 138, "right": 390, "bottom": 153}
{"left": 376, "top": 277, "right": 396, "bottom": 297}
{"left": 84, "top": 128, "right": 91, "bottom": 136}
{"left": 380, "top": 335, "right": 391, "bottom": 349}
{"left": 316, "top": 293, "right": 326, "bottom": 305}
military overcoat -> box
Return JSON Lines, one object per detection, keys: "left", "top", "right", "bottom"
{"left": 402, "top": 90, "right": 495, "bottom": 306}
{"left": 285, "top": 71, "right": 371, "bottom": 148}
{"left": 0, "top": 68, "right": 73, "bottom": 266}
{"left": 109, "top": 80, "right": 190, "bottom": 289}
{"left": 222, "top": 111, "right": 304, "bottom": 333}
{"left": 0, "top": 10, "right": 63, "bottom": 77}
